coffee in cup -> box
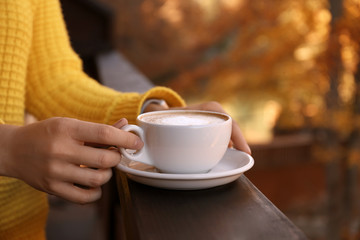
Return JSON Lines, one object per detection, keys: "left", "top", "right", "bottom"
{"left": 139, "top": 111, "right": 227, "bottom": 126}
{"left": 120, "top": 110, "right": 232, "bottom": 174}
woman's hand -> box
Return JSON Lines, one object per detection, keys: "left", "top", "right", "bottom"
{"left": 0, "top": 117, "right": 142, "bottom": 204}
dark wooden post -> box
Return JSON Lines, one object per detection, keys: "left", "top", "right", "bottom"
{"left": 345, "top": 59, "right": 360, "bottom": 239}
{"left": 323, "top": 1, "right": 345, "bottom": 239}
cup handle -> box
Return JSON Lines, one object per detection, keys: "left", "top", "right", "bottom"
{"left": 119, "top": 124, "right": 152, "bottom": 165}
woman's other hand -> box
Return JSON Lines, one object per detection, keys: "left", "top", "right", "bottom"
{"left": 0, "top": 117, "right": 142, "bottom": 204}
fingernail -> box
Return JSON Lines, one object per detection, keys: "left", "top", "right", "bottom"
{"left": 246, "top": 145, "right": 252, "bottom": 155}
{"left": 113, "top": 118, "right": 127, "bottom": 128}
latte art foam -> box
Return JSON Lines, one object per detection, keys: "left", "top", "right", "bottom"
{"left": 140, "top": 112, "right": 227, "bottom": 126}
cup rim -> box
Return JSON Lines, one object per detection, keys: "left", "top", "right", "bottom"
{"left": 137, "top": 109, "right": 231, "bottom": 128}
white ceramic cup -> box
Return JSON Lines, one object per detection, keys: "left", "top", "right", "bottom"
{"left": 120, "top": 110, "right": 232, "bottom": 174}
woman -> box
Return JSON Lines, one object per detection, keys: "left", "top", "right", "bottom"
{"left": 0, "top": 0, "right": 250, "bottom": 239}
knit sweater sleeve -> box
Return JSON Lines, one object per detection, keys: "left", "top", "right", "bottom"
{"left": 26, "top": 0, "right": 185, "bottom": 125}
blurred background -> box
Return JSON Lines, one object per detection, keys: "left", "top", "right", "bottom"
{"left": 49, "top": 0, "right": 360, "bottom": 239}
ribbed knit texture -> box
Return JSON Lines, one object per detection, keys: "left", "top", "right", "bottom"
{"left": 0, "top": 0, "right": 185, "bottom": 239}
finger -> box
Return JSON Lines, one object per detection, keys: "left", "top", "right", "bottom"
{"left": 70, "top": 146, "right": 121, "bottom": 169}
{"left": 50, "top": 181, "right": 102, "bottom": 204}
{"left": 231, "top": 120, "right": 251, "bottom": 154}
{"left": 143, "top": 103, "right": 169, "bottom": 113}
{"left": 54, "top": 163, "right": 113, "bottom": 188}
{"left": 73, "top": 168, "right": 113, "bottom": 188}
{"left": 113, "top": 118, "right": 128, "bottom": 128}
{"left": 70, "top": 121, "right": 143, "bottom": 150}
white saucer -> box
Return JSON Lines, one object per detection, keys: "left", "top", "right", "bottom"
{"left": 116, "top": 148, "right": 254, "bottom": 190}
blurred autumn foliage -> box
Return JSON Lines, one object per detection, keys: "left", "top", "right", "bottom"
{"left": 99, "top": 0, "right": 360, "bottom": 142}
{"left": 96, "top": 0, "right": 360, "bottom": 238}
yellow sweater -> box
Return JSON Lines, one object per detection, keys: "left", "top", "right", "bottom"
{"left": 0, "top": 0, "right": 185, "bottom": 239}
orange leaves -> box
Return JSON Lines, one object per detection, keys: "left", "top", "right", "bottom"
{"left": 103, "top": 0, "right": 360, "bottom": 141}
